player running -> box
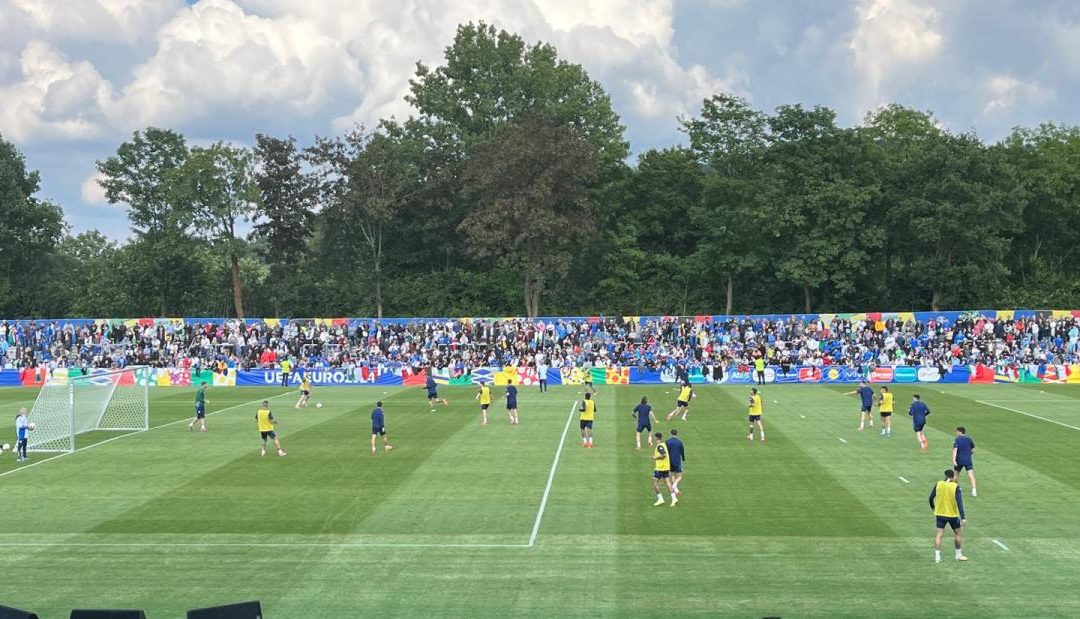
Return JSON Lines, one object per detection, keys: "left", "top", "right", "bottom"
{"left": 188, "top": 382, "right": 208, "bottom": 432}
{"left": 651, "top": 433, "right": 677, "bottom": 506}
{"left": 909, "top": 394, "right": 931, "bottom": 451}
{"left": 295, "top": 375, "right": 312, "bottom": 409}
{"left": 632, "top": 396, "right": 658, "bottom": 450}
{"left": 579, "top": 392, "right": 597, "bottom": 448}
{"left": 665, "top": 383, "right": 693, "bottom": 421}
{"left": 878, "top": 386, "right": 894, "bottom": 436}
{"left": 952, "top": 427, "right": 977, "bottom": 496}
{"left": 505, "top": 384, "right": 520, "bottom": 425}
{"left": 845, "top": 380, "right": 875, "bottom": 430}
{"left": 929, "top": 469, "right": 968, "bottom": 562}
{"left": 476, "top": 384, "right": 492, "bottom": 425}
{"left": 747, "top": 388, "right": 765, "bottom": 442}
{"left": 582, "top": 369, "right": 597, "bottom": 396}
{"left": 256, "top": 401, "right": 286, "bottom": 457}
{"left": 665, "top": 429, "right": 685, "bottom": 496}
{"left": 371, "top": 401, "right": 393, "bottom": 454}
{"left": 426, "top": 372, "right": 449, "bottom": 412}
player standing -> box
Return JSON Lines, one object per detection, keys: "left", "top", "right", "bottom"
{"left": 536, "top": 358, "right": 549, "bottom": 393}
{"left": 632, "top": 396, "right": 658, "bottom": 449}
{"left": 878, "top": 386, "right": 894, "bottom": 436}
{"left": 371, "top": 401, "right": 393, "bottom": 454}
{"left": 747, "top": 388, "right": 765, "bottom": 441}
{"left": 14, "top": 407, "right": 30, "bottom": 462}
{"left": 579, "top": 392, "right": 597, "bottom": 448}
{"left": 909, "top": 394, "right": 931, "bottom": 451}
{"left": 295, "top": 375, "right": 311, "bottom": 408}
{"left": 505, "top": 384, "right": 520, "bottom": 425}
{"left": 476, "top": 384, "right": 492, "bottom": 425}
{"left": 651, "top": 433, "right": 677, "bottom": 506}
{"left": 426, "top": 372, "right": 449, "bottom": 412}
{"left": 929, "top": 469, "right": 968, "bottom": 562}
{"left": 845, "top": 380, "right": 875, "bottom": 430}
{"left": 279, "top": 357, "right": 292, "bottom": 387}
{"left": 256, "top": 401, "right": 286, "bottom": 457}
{"left": 188, "top": 381, "right": 208, "bottom": 432}
{"left": 952, "top": 427, "right": 977, "bottom": 496}
{"left": 665, "top": 383, "right": 693, "bottom": 421}
{"left": 582, "top": 369, "right": 597, "bottom": 396}
{"left": 665, "top": 429, "right": 686, "bottom": 496}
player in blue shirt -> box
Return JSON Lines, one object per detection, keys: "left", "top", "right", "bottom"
{"left": 665, "top": 429, "right": 686, "bottom": 496}
{"left": 844, "top": 381, "right": 875, "bottom": 431}
{"left": 425, "top": 372, "right": 449, "bottom": 412}
{"left": 909, "top": 394, "right": 931, "bottom": 451}
{"left": 505, "top": 384, "right": 519, "bottom": 425}
{"left": 371, "top": 401, "right": 393, "bottom": 454}
{"left": 14, "top": 407, "right": 30, "bottom": 462}
{"left": 952, "top": 426, "right": 977, "bottom": 496}
{"left": 632, "top": 396, "right": 658, "bottom": 450}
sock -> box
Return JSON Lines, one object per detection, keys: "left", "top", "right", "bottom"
{"left": 760, "top": 432, "right": 765, "bottom": 440}
{"left": 955, "top": 548, "right": 962, "bottom": 558}
{"left": 935, "top": 550, "right": 941, "bottom": 561}
{"left": 656, "top": 493, "right": 663, "bottom": 501}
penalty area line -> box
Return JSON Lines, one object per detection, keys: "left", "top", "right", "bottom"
{"left": 975, "top": 400, "right": 1080, "bottom": 432}
{"left": 527, "top": 400, "right": 578, "bottom": 548}
{"left": 0, "top": 390, "right": 297, "bottom": 481}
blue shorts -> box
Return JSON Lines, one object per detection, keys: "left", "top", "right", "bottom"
{"left": 670, "top": 464, "right": 682, "bottom": 473}
{"left": 427, "top": 390, "right": 438, "bottom": 399}
{"left": 372, "top": 426, "right": 386, "bottom": 436}
{"left": 748, "top": 415, "right": 762, "bottom": 423}
{"left": 936, "top": 516, "right": 962, "bottom": 530}
{"left": 954, "top": 461, "right": 973, "bottom": 471}
{"left": 653, "top": 470, "right": 669, "bottom": 479}
{"left": 861, "top": 405, "right": 872, "bottom": 413}
{"left": 260, "top": 430, "right": 277, "bottom": 440}
{"left": 913, "top": 421, "right": 926, "bottom": 432}
{"left": 507, "top": 401, "right": 517, "bottom": 410}
{"left": 481, "top": 404, "right": 490, "bottom": 410}
{"left": 195, "top": 404, "right": 206, "bottom": 419}
{"left": 676, "top": 400, "right": 689, "bottom": 408}
{"left": 637, "top": 423, "right": 652, "bottom": 433}
{"left": 580, "top": 420, "right": 593, "bottom": 430}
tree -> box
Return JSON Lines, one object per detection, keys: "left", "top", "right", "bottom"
{"left": 461, "top": 119, "right": 598, "bottom": 317}
{"left": 252, "top": 134, "right": 316, "bottom": 315}
{"left": 97, "top": 128, "right": 192, "bottom": 315}
{"left": 0, "top": 133, "right": 65, "bottom": 317}
{"left": 171, "top": 142, "right": 257, "bottom": 318}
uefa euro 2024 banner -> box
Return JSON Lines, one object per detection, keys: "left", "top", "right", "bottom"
{"left": 6, "top": 363, "right": 1080, "bottom": 387}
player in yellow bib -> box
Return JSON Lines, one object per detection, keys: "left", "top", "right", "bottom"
{"left": 579, "top": 393, "right": 597, "bottom": 447}
{"left": 651, "top": 433, "right": 677, "bottom": 506}
{"left": 747, "top": 388, "right": 765, "bottom": 442}
{"left": 665, "top": 384, "right": 694, "bottom": 421}
{"left": 929, "top": 469, "right": 968, "bottom": 562}
{"left": 878, "top": 386, "right": 894, "bottom": 437}
{"left": 256, "top": 401, "right": 286, "bottom": 457}
{"left": 476, "top": 384, "right": 492, "bottom": 425}
{"left": 296, "top": 376, "right": 312, "bottom": 409}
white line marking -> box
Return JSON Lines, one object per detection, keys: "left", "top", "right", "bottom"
{"left": 992, "top": 539, "right": 1010, "bottom": 551}
{"left": 976, "top": 400, "right": 1080, "bottom": 431}
{"left": 800, "top": 415, "right": 806, "bottom": 419}
{"left": 528, "top": 400, "right": 577, "bottom": 548}
{"left": 0, "top": 391, "right": 297, "bottom": 481}
{"left": 838, "top": 437, "right": 847, "bottom": 443}
{"left": 898, "top": 476, "right": 910, "bottom": 484}
{"left": 0, "top": 540, "right": 529, "bottom": 549}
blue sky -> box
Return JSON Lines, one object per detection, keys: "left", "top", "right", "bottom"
{"left": 2, "top": 0, "right": 1080, "bottom": 239}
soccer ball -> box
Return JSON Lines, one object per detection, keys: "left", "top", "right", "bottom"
{"left": 27, "top": 422, "right": 36, "bottom": 431}
{"left": 316, "top": 402, "right": 323, "bottom": 409}
{"left": 0, "top": 443, "right": 9, "bottom": 452}
{"left": 385, "top": 445, "right": 394, "bottom": 451}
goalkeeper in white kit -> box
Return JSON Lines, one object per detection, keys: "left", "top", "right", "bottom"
{"left": 14, "top": 407, "right": 31, "bottom": 461}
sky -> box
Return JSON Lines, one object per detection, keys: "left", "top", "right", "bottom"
{"left": 3, "top": 0, "right": 1080, "bottom": 239}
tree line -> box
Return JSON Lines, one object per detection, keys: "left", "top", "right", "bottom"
{"left": 2, "top": 22, "right": 1079, "bottom": 319}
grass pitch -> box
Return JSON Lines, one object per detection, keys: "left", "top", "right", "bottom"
{"left": 1, "top": 383, "right": 1079, "bottom": 617}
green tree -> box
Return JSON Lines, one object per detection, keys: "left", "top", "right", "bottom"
{"left": 461, "top": 119, "right": 598, "bottom": 316}
{"left": 0, "top": 133, "right": 65, "bottom": 317}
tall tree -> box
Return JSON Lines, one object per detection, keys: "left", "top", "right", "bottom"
{"left": 97, "top": 128, "right": 192, "bottom": 315}
{"left": 252, "top": 134, "right": 316, "bottom": 315}
{"left": 0, "top": 133, "right": 65, "bottom": 317}
{"left": 171, "top": 142, "right": 257, "bottom": 318}
{"left": 461, "top": 119, "right": 598, "bottom": 317}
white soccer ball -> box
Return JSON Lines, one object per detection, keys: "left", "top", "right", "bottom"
{"left": 1, "top": 443, "right": 9, "bottom": 452}
{"left": 316, "top": 402, "right": 323, "bottom": 409}
{"left": 27, "top": 422, "right": 36, "bottom": 431}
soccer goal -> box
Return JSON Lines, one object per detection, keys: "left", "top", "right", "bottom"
{"left": 26, "top": 366, "right": 150, "bottom": 453}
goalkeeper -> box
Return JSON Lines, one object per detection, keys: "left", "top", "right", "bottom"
{"left": 14, "top": 407, "right": 30, "bottom": 462}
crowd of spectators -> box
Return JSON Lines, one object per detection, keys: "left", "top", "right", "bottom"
{"left": 2, "top": 314, "right": 1079, "bottom": 376}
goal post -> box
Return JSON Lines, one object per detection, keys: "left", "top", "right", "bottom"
{"left": 26, "top": 366, "right": 150, "bottom": 453}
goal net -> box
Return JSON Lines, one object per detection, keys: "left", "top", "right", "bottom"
{"left": 26, "top": 366, "right": 150, "bottom": 453}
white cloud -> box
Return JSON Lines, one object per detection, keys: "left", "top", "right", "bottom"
{"left": 982, "top": 75, "right": 1055, "bottom": 115}
{"left": 0, "top": 40, "right": 115, "bottom": 142}
{"left": 80, "top": 170, "right": 107, "bottom": 204}
{"left": 2, "top": 0, "right": 184, "bottom": 44}
{"left": 849, "top": 0, "right": 943, "bottom": 112}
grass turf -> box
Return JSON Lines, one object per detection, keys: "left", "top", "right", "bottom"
{"left": 1, "top": 383, "right": 1079, "bottom": 617}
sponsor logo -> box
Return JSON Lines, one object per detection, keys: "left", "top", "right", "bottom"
{"left": 798, "top": 367, "right": 822, "bottom": 382}
{"left": 917, "top": 367, "right": 941, "bottom": 382}
{"left": 893, "top": 366, "right": 918, "bottom": 383}
{"left": 869, "top": 367, "right": 894, "bottom": 382}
